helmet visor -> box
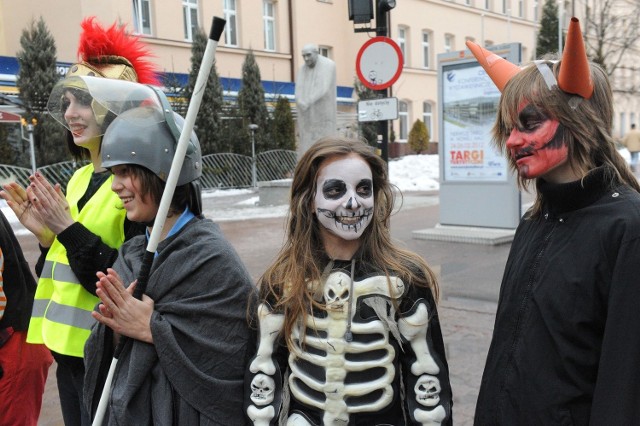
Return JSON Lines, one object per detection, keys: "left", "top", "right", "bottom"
{"left": 47, "top": 75, "right": 163, "bottom": 136}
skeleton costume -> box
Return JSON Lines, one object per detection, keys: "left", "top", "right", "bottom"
{"left": 245, "top": 258, "right": 452, "bottom": 425}
{"left": 246, "top": 145, "right": 451, "bottom": 425}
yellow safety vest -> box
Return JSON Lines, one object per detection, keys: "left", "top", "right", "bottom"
{"left": 27, "top": 164, "right": 125, "bottom": 357}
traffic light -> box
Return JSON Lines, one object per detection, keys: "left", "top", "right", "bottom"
{"left": 348, "top": 0, "right": 374, "bottom": 24}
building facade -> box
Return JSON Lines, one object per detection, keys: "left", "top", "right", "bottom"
{"left": 0, "top": 0, "right": 635, "bottom": 157}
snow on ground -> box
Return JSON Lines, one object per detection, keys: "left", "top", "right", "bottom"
{"left": 1, "top": 154, "right": 439, "bottom": 231}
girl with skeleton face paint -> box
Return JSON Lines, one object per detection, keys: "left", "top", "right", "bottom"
{"left": 244, "top": 137, "right": 453, "bottom": 425}
{"left": 468, "top": 18, "right": 640, "bottom": 425}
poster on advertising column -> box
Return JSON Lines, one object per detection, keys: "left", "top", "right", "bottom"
{"left": 434, "top": 43, "right": 522, "bottom": 230}
{"left": 442, "top": 62, "right": 507, "bottom": 182}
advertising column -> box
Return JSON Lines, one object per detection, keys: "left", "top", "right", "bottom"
{"left": 437, "top": 43, "right": 521, "bottom": 229}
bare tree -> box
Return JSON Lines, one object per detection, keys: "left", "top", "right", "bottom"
{"left": 582, "top": 0, "right": 640, "bottom": 93}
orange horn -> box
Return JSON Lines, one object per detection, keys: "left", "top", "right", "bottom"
{"left": 558, "top": 17, "right": 593, "bottom": 99}
{"left": 466, "top": 41, "right": 520, "bottom": 92}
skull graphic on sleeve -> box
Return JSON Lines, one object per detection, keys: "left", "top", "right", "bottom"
{"left": 415, "top": 375, "right": 441, "bottom": 407}
{"left": 250, "top": 373, "right": 276, "bottom": 406}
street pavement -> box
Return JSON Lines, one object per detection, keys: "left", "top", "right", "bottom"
{"left": 24, "top": 189, "right": 510, "bottom": 426}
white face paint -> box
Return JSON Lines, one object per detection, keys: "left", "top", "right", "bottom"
{"left": 314, "top": 154, "right": 374, "bottom": 241}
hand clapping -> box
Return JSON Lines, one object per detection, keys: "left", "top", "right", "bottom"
{"left": 94, "top": 268, "right": 155, "bottom": 344}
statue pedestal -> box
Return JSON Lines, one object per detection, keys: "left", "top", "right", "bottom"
{"left": 258, "top": 179, "right": 292, "bottom": 206}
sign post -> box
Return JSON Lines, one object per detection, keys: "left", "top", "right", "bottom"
{"left": 355, "top": 36, "right": 403, "bottom": 162}
{"left": 26, "top": 123, "right": 36, "bottom": 174}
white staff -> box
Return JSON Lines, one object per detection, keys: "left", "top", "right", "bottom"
{"left": 92, "top": 16, "right": 226, "bottom": 425}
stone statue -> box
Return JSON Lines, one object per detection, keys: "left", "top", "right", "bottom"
{"left": 295, "top": 44, "right": 337, "bottom": 157}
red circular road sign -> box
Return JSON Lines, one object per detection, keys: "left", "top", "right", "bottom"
{"left": 356, "top": 36, "right": 403, "bottom": 90}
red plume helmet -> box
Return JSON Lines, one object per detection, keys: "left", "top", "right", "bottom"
{"left": 67, "top": 17, "right": 160, "bottom": 85}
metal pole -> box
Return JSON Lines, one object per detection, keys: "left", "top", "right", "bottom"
{"left": 558, "top": 0, "right": 563, "bottom": 54}
{"left": 251, "top": 132, "right": 256, "bottom": 188}
{"left": 376, "top": 2, "right": 390, "bottom": 163}
{"left": 249, "top": 124, "right": 258, "bottom": 187}
{"left": 27, "top": 123, "right": 36, "bottom": 174}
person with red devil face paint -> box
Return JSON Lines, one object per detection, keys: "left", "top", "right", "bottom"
{"left": 467, "top": 18, "right": 640, "bottom": 425}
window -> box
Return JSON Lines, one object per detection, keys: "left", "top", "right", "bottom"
{"left": 224, "top": 0, "right": 238, "bottom": 46}
{"left": 423, "top": 102, "right": 433, "bottom": 139}
{"left": 518, "top": 0, "right": 525, "bottom": 17}
{"left": 444, "top": 34, "right": 454, "bottom": 52}
{"left": 631, "top": 112, "right": 636, "bottom": 127}
{"left": 422, "top": 31, "right": 431, "bottom": 69}
{"left": 484, "top": 0, "right": 491, "bottom": 10}
{"left": 620, "top": 112, "right": 626, "bottom": 137}
{"left": 502, "top": 0, "right": 508, "bottom": 14}
{"left": 319, "top": 46, "right": 332, "bottom": 58}
{"left": 133, "top": 0, "right": 152, "bottom": 35}
{"left": 263, "top": 1, "right": 276, "bottom": 51}
{"left": 399, "top": 101, "right": 409, "bottom": 140}
{"left": 183, "top": 0, "right": 199, "bottom": 41}
{"left": 397, "top": 27, "right": 408, "bottom": 65}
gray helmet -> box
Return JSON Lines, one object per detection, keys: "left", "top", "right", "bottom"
{"left": 101, "top": 106, "right": 202, "bottom": 186}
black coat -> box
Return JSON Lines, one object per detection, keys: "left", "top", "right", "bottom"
{"left": 475, "top": 167, "right": 640, "bottom": 425}
{"left": 0, "top": 211, "right": 36, "bottom": 332}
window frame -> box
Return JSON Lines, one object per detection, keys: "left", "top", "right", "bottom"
{"left": 423, "top": 101, "right": 433, "bottom": 139}
{"left": 399, "top": 101, "right": 409, "bottom": 141}
{"left": 422, "top": 31, "right": 431, "bottom": 69}
{"left": 182, "top": 0, "right": 199, "bottom": 42}
{"left": 263, "top": 0, "right": 276, "bottom": 51}
{"left": 223, "top": 0, "right": 238, "bottom": 47}
{"left": 397, "top": 26, "right": 408, "bottom": 66}
{"left": 444, "top": 33, "right": 454, "bottom": 53}
{"left": 133, "top": 0, "right": 152, "bottom": 35}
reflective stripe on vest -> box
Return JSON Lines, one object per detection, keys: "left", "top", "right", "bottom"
{"left": 30, "top": 263, "right": 96, "bottom": 330}
{"left": 27, "top": 164, "right": 126, "bottom": 357}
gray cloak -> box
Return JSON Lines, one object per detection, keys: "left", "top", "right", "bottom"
{"left": 84, "top": 217, "right": 256, "bottom": 425}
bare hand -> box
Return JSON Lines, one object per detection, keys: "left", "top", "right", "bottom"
{"left": 93, "top": 269, "right": 155, "bottom": 343}
{"left": 27, "top": 173, "right": 75, "bottom": 235}
{"left": 1, "top": 182, "right": 55, "bottom": 246}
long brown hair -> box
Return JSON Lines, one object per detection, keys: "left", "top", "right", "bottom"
{"left": 493, "top": 57, "right": 640, "bottom": 217}
{"left": 258, "top": 137, "right": 439, "bottom": 351}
